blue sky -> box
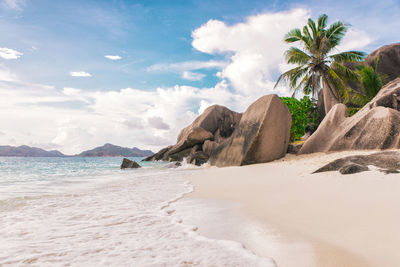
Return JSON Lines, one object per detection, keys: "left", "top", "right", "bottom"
{"left": 0, "top": 0, "right": 399, "bottom": 154}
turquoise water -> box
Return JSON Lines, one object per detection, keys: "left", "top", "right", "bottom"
{"left": 0, "top": 157, "right": 163, "bottom": 200}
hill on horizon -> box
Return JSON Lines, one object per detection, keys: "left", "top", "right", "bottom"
{"left": 0, "top": 144, "right": 154, "bottom": 157}
{"left": 77, "top": 143, "right": 154, "bottom": 157}
{"left": 0, "top": 145, "right": 65, "bottom": 157}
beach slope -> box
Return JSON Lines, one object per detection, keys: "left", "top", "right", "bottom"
{"left": 186, "top": 151, "right": 400, "bottom": 267}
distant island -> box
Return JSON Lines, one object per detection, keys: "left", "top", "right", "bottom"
{"left": 0, "top": 145, "right": 65, "bottom": 157}
{"left": 0, "top": 143, "right": 153, "bottom": 157}
{"left": 77, "top": 143, "right": 153, "bottom": 157}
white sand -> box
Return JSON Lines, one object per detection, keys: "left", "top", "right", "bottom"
{"left": 184, "top": 150, "right": 400, "bottom": 267}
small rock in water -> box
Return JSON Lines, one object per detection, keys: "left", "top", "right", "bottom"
{"left": 121, "top": 158, "right": 141, "bottom": 169}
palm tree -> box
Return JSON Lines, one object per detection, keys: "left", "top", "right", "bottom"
{"left": 275, "top": 14, "right": 366, "bottom": 114}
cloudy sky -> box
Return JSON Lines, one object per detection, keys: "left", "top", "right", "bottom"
{"left": 0, "top": 0, "right": 399, "bottom": 154}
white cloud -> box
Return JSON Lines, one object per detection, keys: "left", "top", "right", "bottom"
{"left": 336, "top": 28, "right": 374, "bottom": 52}
{"left": 181, "top": 71, "right": 206, "bottom": 81}
{"left": 104, "top": 55, "right": 122, "bottom": 60}
{"left": 192, "top": 8, "right": 311, "bottom": 96}
{"left": 0, "top": 47, "right": 23, "bottom": 59}
{"left": 70, "top": 71, "right": 92, "bottom": 77}
{"left": 0, "top": 65, "right": 18, "bottom": 81}
{"left": 63, "top": 87, "right": 81, "bottom": 96}
{"left": 148, "top": 116, "right": 170, "bottom": 130}
{"left": 123, "top": 117, "right": 144, "bottom": 129}
{"left": 62, "top": 87, "right": 92, "bottom": 104}
{"left": 147, "top": 60, "right": 227, "bottom": 72}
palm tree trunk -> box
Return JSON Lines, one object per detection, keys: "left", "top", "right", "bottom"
{"left": 317, "top": 89, "right": 325, "bottom": 118}
{"left": 322, "top": 76, "right": 340, "bottom": 114}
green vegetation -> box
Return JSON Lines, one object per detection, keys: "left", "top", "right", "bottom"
{"left": 281, "top": 96, "right": 320, "bottom": 141}
{"left": 275, "top": 14, "right": 366, "bottom": 113}
{"left": 344, "top": 58, "right": 387, "bottom": 115}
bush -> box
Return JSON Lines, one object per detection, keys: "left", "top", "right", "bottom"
{"left": 280, "top": 96, "right": 320, "bottom": 141}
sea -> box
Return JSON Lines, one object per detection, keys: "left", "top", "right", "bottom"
{"left": 0, "top": 157, "right": 274, "bottom": 266}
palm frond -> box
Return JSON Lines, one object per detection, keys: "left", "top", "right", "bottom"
{"left": 331, "top": 61, "right": 360, "bottom": 82}
{"left": 317, "top": 14, "right": 328, "bottom": 33}
{"left": 274, "top": 66, "right": 301, "bottom": 88}
{"left": 373, "top": 56, "right": 379, "bottom": 71}
{"left": 303, "top": 74, "right": 314, "bottom": 96}
{"left": 285, "top": 47, "right": 311, "bottom": 65}
{"left": 307, "top": 18, "right": 317, "bottom": 38}
{"left": 349, "top": 90, "right": 371, "bottom": 106}
{"left": 291, "top": 73, "right": 311, "bottom": 97}
{"left": 274, "top": 66, "right": 309, "bottom": 90}
{"left": 289, "top": 67, "right": 309, "bottom": 88}
{"left": 325, "top": 68, "right": 348, "bottom": 101}
{"left": 329, "top": 51, "right": 366, "bottom": 62}
{"left": 284, "top": 28, "right": 303, "bottom": 43}
{"left": 325, "top": 21, "right": 347, "bottom": 48}
{"left": 358, "top": 65, "right": 383, "bottom": 97}
{"left": 302, "top": 26, "right": 312, "bottom": 48}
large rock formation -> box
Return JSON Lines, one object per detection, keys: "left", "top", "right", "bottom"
{"left": 142, "top": 105, "right": 242, "bottom": 164}
{"left": 210, "top": 95, "right": 291, "bottom": 167}
{"left": 168, "top": 127, "right": 213, "bottom": 155}
{"left": 365, "top": 43, "right": 400, "bottom": 82}
{"left": 177, "top": 105, "right": 242, "bottom": 143}
{"left": 299, "top": 78, "right": 400, "bottom": 154}
{"left": 144, "top": 94, "right": 292, "bottom": 167}
{"left": 202, "top": 140, "right": 219, "bottom": 156}
{"left": 143, "top": 146, "right": 171, "bottom": 161}
{"left": 314, "top": 151, "right": 400, "bottom": 175}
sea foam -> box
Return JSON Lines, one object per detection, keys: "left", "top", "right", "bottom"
{"left": 0, "top": 157, "right": 274, "bottom": 266}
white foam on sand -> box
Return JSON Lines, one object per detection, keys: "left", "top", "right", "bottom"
{"left": 0, "top": 167, "right": 274, "bottom": 266}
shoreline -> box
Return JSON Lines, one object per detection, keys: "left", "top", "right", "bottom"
{"left": 180, "top": 150, "right": 400, "bottom": 267}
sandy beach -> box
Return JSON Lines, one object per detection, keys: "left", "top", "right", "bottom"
{"left": 182, "top": 150, "right": 400, "bottom": 267}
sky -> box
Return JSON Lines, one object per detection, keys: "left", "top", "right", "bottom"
{"left": 0, "top": 0, "right": 399, "bottom": 154}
